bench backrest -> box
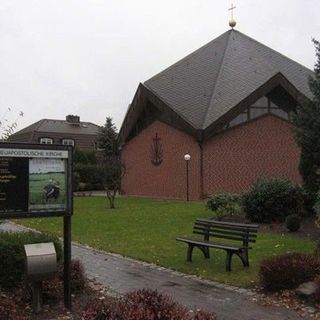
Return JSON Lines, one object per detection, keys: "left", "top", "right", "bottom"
{"left": 193, "top": 218, "right": 259, "bottom": 247}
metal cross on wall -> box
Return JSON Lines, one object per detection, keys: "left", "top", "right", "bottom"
{"left": 150, "top": 133, "right": 163, "bottom": 166}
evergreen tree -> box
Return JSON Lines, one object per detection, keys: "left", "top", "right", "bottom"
{"left": 97, "top": 117, "right": 118, "bottom": 158}
{"left": 97, "top": 117, "right": 125, "bottom": 209}
{"left": 293, "top": 39, "right": 320, "bottom": 196}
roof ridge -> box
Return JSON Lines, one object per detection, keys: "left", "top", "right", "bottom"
{"left": 201, "top": 30, "right": 233, "bottom": 129}
{"left": 145, "top": 30, "right": 231, "bottom": 85}
{"left": 234, "top": 30, "right": 313, "bottom": 74}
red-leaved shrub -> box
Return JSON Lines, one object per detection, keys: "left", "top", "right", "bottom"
{"left": 259, "top": 252, "right": 320, "bottom": 291}
{"left": 82, "top": 289, "right": 216, "bottom": 320}
{"left": 43, "top": 259, "right": 86, "bottom": 300}
{"left": 313, "top": 275, "right": 320, "bottom": 303}
{"left": 0, "top": 290, "right": 28, "bottom": 320}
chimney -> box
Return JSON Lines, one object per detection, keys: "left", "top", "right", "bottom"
{"left": 66, "top": 115, "right": 80, "bottom": 125}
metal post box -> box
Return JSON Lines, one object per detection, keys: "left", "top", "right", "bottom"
{"left": 24, "top": 242, "right": 57, "bottom": 281}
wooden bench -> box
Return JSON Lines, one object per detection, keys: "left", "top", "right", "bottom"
{"left": 176, "top": 219, "right": 259, "bottom": 271}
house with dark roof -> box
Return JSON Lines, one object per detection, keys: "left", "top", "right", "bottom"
{"left": 9, "top": 115, "right": 100, "bottom": 150}
{"left": 119, "top": 29, "right": 314, "bottom": 200}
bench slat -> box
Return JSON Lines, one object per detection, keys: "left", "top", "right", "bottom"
{"left": 195, "top": 221, "right": 258, "bottom": 233}
{"left": 176, "top": 237, "right": 251, "bottom": 251}
{"left": 193, "top": 231, "right": 257, "bottom": 243}
{"left": 196, "top": 218, "right": 259, "bottom": 229}
{"left": 193, "top": 227, "right": 257, "bottom": 239}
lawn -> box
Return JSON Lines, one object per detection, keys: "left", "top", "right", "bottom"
{"left": 17, "top": 197, "right": 316, "bottom": 288}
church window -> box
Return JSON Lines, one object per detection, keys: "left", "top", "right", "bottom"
{"left": 229, "top": 111, "right": 248, "bottom": 127}
{"left": 270, "top": 108, "right": 289, "bottom": 120}
{"left": 250, "top": 107, "right": 268, "bottom": 119}
{"left": 252, "top": 96, "right": 268, "bottom": 108}
{"left": 270, "top": 101, "right": 289, "bottom": 120}
{"left": 225, "top": 96, "right": 290, "bottom": 131}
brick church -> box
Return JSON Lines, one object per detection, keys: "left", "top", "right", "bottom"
{"left": 119, "top": 28, "right": 314, "bottom": 200}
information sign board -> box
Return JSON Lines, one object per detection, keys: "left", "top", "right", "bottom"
{"left": 0, "top": 143, "right": 73, "bottom": 218}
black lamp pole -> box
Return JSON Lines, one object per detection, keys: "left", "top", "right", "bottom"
{"left": 184, "top": 154, "right": 191, "bottom": 201}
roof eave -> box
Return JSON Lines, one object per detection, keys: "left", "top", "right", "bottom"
{"left": 118, "top": 84, "right": 200, "bottom": 146}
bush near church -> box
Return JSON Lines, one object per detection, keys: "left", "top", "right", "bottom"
{"left": 0, "top": 231, "right": 62, "bottom": 289}
{"left": 285, "top": 214, "right": 301, "bottom": 232}
{"left": 259, "top": 252, "right": 320, "bottom": 292}
{"left": 206, "top": 193, "right": 242, "bottom": 220}
{"left": 73, "top": 148, "right": 103, "bottom": 191}
{"left": 241, "top": 178, "right": 304, "bottom": 223}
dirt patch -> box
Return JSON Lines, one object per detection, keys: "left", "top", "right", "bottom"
{"left": 221, "top": 215, "right": 320, "bottom": 240}
{"left": 259, "top": 217, "right": 320, "bottom": 241}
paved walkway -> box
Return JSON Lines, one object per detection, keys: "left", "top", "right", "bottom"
{"left": 0, "top": 222, "right": 307, "bottom": 320}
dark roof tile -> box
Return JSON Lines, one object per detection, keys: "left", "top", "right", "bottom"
{"left": 144, "top": 29, "right": 314, "bottom": 130}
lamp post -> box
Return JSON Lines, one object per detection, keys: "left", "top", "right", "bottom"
{"left": 184, "top": 154, "right": 191, "bottom": 201}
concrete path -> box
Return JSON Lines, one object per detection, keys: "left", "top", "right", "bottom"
{"left": 0, "top": 222, "right": 306, "bottom": 320}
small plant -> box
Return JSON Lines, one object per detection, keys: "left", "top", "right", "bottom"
{"left": 206, "top": 193, "right": 241, "bottom": 220}
{"left": 241, "top": 177, "right": 304, "bottom": 223}
{"left": 285, "top": 214, "right": 301, "bottom": 232}
{"left": 259, "top": 252, "right": 320, "bottom": 291}
{"left": 0, "top": 231, "right": 62, "bottom": 289}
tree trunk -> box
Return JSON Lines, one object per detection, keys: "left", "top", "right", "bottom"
{"left": 106, "top": 188, "right": 116, "bottom": 209}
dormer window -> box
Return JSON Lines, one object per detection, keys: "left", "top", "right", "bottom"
{"left": 62, "top": 139, "right": 75, "bottom": 146}
{"left": 40, "top": 137, "right": 53, "bottom": 144}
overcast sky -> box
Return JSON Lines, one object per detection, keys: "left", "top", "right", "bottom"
{"left": 1, "top": 0, "right": 319, "bottom": 133}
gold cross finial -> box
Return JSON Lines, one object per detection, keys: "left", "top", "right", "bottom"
{"left": 228, "top": 3, "right": 237, "bottom": 28}
{"left": 228, "top": 3, "right": 236, "bottom": 19}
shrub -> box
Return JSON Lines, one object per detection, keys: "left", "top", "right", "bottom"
{"left": 259, "top": 252, "right": 320, "bottom": 291}
{"left": 314, "top": 191, "right": 320, "bottom": 225}
{"left": 285, "top": 214, "right": 301, "bottom": 232}
{"left": 82, "top": 289, "right": 216, "bottom": 320}
{"left": 0, "top": 231, "right": 62, "bottom": 289}
{"left": 74, "top": 148, "right": 98, "bottom": 165}
{"left": 123, "top": 289, "right": 188, "bottom": 320}
{"left": 206, "top": 193, "right": 241, "bottom": 220}
{"left": 0, "top": 289, "right": 28, "bottom": 320}
{"left": 43, "top": 259, "right": 86, "bottom": 300}
{"left": 313, "top": 275, "right": 320, "bottom": 303}
{"left": 68, "top": 259, "right": 86, "bottom": 292}
{"left": 241, "top": 178, "right": 304, "bottom": 223}
{"left": 74, "top": 163, "right": 103, "bottom": 191}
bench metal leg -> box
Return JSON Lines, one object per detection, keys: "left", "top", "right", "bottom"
{"left": 199, "top": 246, "right": 210, "bottom": 259}
{"left": 237, "top": 249, "right": 249, "bottom": 267}
{"left": 186, "top": 244, "right": 194, "bottom": 262}
{"left": 225, "top": 251, "right": 233, "bottom": 272}
{"left": 187, "top": 244, "right": 210, "bottom": 262}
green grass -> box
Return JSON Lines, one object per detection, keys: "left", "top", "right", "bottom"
{"left": 17, "top": 197, "right": 316, "bottom": 288}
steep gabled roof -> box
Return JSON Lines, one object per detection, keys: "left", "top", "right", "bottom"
{"left": 144, "top": 29, "right": 313, "bottom": 130}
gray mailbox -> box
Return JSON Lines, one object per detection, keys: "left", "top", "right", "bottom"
{"left": 24, "top": 242, "right": 57, "bottom": 281}
{"left": 24, "top": 242, "right": 57, "bottom": 313}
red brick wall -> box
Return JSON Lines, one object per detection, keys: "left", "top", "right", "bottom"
{"left": 121, "top": 121, "right": 201, "bottom": 200}
{"left": 203, "top": 115, "right": 302, "bottom": 195}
